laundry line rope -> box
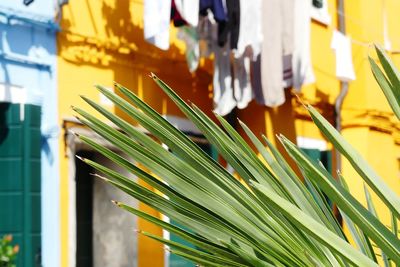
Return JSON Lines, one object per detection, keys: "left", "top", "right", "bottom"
{"left": 326, "top": 1, "right": 400, "bottom": 52}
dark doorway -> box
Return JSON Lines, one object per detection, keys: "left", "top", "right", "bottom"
{"left": 74, "top": 150, "right": 138, "bottom": 267}
{"left": 75, "top": 150, "right": 94, "bottom": 267}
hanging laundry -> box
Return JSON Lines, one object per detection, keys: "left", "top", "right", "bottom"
{"left": 213, "top": 48, "right": 253, "bottom": 115}
{"left": 171, "top": 0, "right": 187, "bottom": 27}
{"left": 229, "top": 0, "right": 262, "bottom": 110}
{"left": 200, "top": 10, "right": 235, "bottom": 116}
{"left": 282, "top": 0, "right": 294, "bottom": 56}
{"left": 144, "top": 0, "right": 172, "bottom": 50}
{"left": 252, "top": 0, "right": 294, "bottom": 107}
{"left": 177, "top": 26, "right": 200, "bottom": 73}
{"left": 199, "top": 0, "right": 227, "bottom": 23}
{"left": 178, "top": 13, "right": 215, "bottom": 74}
{"left": 175, "top": 1, "right": 206, "bottom": 73}
{"left": 331, "top": 30, "right": 356, "bottom": 82}
{"left": 233, "top": 55, "right": 253, "bottom": 109}
{"left": 209, "top": 1, "right": 253, "bottom": 115}
{"left": 235, "top": 0, "right": 262, "bottom": 60}
{"left": 282, "top": 54, "right": 293, "bottom": 88}
{"left": 174, "top": 0, "right": 199, "bottom": 27}
{"left": 213, "top": 42, "right": 237, "bottom": 116}
{"left": 218, "top": 0, "right": 240, "bottom": 49}
{"left": 198, "top": 14, "right": 214, "bottom": 57}
{"left": 292, "top": 0, "right": 315, "bottom": 91}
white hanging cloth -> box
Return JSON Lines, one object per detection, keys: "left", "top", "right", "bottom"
{"left": 292, "top": 0, "right": 315, "bottom": 91}
{"left": 174, "top": 0, "right": 200, "bottom": 27}
{"left": 234, "top": 0, "right": 262, "bottom": 60}
{"left": 252, "top": 0, "right": 294, "bottom": 107}
{"left": 331, "top": 30, "right": 356, "bottom": 82}
{"left": 144, "top": 0, "right": 172, "bottom": 50}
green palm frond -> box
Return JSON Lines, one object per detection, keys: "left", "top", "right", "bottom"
{"left": 72, "top": 45, "right": 400, "bottom": 266}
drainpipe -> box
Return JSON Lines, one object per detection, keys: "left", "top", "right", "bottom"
{"left": 334, "top": 0, "right": 348, "bottom": 172}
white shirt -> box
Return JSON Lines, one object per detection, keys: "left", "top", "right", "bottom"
{"left": 144, "top": 0, "right": 172, "bottom": 50}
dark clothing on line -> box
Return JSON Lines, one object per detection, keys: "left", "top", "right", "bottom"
{"left": 199, "top": 0, "right": 227, "bottom": 22}
{"left": 217, "top": 0, "right": 240, "bottom": 49}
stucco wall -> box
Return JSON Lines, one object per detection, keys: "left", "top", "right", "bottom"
{"left": 92, "top": 153, "right": 138, "bottom": 267}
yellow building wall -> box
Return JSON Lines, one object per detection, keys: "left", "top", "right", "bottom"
{"left": 340, "top": 0, "right": 400, "bottom": 228}
{"left": 58, "top": 1, "right": 213, "bottom": 267}
{"left": 58, "top": 0, "right": 400, "bottom": 266}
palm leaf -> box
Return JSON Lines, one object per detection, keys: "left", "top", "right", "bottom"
{"left": 72, "top": 51, "right": 400, "bottom": 265}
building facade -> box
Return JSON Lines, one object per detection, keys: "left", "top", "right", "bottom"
{"left": 55, "top": 0, "right": 400, "bottom": 267}
{"left": 57, "top": 0, "right": 210, "bottom": 266}
{"left": 4, "top": 0, "right": 399, "bottom": 267}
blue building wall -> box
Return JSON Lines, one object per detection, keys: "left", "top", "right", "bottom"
{"left": 0, "top": 1, "right": 59, "bottom": 266}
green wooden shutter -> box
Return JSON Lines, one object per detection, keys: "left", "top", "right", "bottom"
{"left": 302, "top": 148, "right": 334, "bottom": 207}
{"left": 168, "top": 221, "right": 196, "bottom": 267}
{"left": 0, "top": 103, "right": 42, "bottom": 267}
{"left": 301, "top": 148, "right": 332, "bottom": 173}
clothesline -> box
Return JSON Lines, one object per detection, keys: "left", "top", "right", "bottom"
{"left": 137, "top": 0, "right": 396, "bottom": 48}
{"left": 133, "top": 0, "right": 398, "bottom": 50}
{"left": 326, "top": 1, "right": 400, "bottom": 51}
{"left": 350, "top": 39, "right": 371, "bottom": 47}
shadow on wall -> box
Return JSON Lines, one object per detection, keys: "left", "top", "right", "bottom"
{"left": 58, "top": 0, "right": 214, "bottom": 121}
{"left": 0, "top": 22, "right": 56, "bottom": 63}
{"left": 58, "top": 0, "right": 304, "bottom": 150}
{"left": 101, "top": 0, "right": 134, "bottom": 44}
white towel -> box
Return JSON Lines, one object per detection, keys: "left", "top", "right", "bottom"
{"left": 331, "top": 30, "right": 356, "bottom": 82}
{"left": 174, "top": 0, "right": 199, "bottom": 27}
{"left": 144, "top": 0, "right": 172, "bottom": 50}
{"left": 292, "top": 0, "right": 315, "bottom": 91}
